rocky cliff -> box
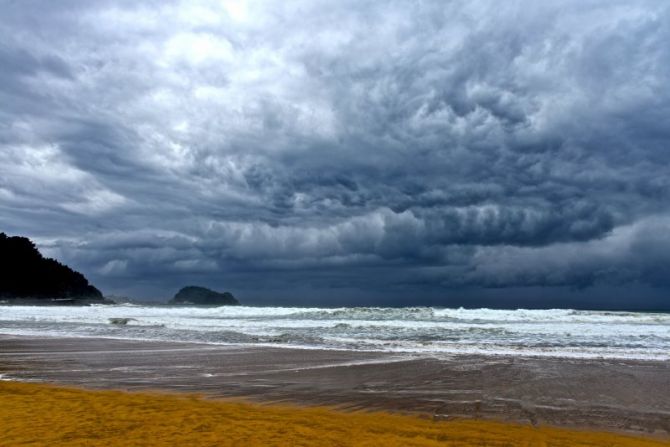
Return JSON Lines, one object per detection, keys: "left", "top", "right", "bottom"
{"left": 0, "top": 233, "right": 104, "bottom": 303}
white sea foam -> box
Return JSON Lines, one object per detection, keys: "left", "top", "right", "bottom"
{"left": 0, "top": 305, "right": 669, "bottom": 360}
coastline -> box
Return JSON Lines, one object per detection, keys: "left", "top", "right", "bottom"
{"left": 1, "top": 334, "right": 669, "bottom": 440}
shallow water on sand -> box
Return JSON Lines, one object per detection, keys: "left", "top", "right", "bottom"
{"left": 1, "top": 305, "right": 669, "bottom": 360}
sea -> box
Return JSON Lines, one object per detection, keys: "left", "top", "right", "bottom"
{"left": 1, "top": 305, "right": 669, "bottom": 361}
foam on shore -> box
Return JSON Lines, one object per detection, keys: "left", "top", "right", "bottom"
{"left": 2, "top": 304, "right": 670, "bottom": 360}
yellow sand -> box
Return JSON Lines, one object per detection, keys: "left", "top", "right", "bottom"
{"left": 1, "top": 382, "right": 667, "bottom": 446}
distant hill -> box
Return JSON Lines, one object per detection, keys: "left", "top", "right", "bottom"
{"left": 169, "top": 286, "right": 239, "bottom": 306}
{"left": 0, "top": 233, "right": 104, "bottom": 303}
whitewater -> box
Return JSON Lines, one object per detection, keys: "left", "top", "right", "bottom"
{"left": 1, "top": 305, "right": 669, "bottom": 360}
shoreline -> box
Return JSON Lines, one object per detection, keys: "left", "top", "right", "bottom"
{"left": 1, "top": 334, "right": 669, "bottom": 439}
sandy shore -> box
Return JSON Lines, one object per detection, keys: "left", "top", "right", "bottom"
{"left": 1, "top": 334, "right": 669, "bottom": 439}
{"left": 4, "top": 381, "right": 669, "bottom": 447}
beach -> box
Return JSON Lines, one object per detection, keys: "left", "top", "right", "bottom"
{"left": 3, "top": 381, "right": 668, "bottom": 447}
{"left": 4, "top": 0, "right": 670, "bottom": 444}
{"left": 2, "top": 334, "right": 669, "bottom": 445}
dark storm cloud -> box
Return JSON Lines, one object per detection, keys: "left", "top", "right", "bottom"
{"left": 1, "top": 0, "right": 669, "bottom": 306}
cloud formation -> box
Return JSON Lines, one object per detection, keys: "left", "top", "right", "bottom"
{"left": 1, "top": 0, "right": 669, "bottom": 307}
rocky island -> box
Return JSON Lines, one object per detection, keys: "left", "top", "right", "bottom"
{"left": 0, "top": 232, "right": 108, "bottom": 304}
{"left": 169, "top": 286, "right": 240, "bottom": 306}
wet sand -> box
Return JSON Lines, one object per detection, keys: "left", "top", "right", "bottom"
{"left": 4, "top": 381, "right": 669, "bottom": 447}
{"left": 1, "top": 334, "right": 669, "bottom": 437}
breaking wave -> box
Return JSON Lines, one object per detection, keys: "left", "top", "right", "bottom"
{"left": 1, "top": 304, "right": 669, "bottom": 360}
{"left": 289, "top": 307, "right": 437, "bottom": 321}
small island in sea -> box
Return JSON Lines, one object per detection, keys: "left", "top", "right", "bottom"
{"left": 0, "top": 233, "right": 109, "bottom": 305}
{"left": 169, "top": 286, "right": 240, "bottom": 306}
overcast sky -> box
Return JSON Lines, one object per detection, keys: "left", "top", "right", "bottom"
{"left": 1, "top": 0, "right": 669, "bottom": 308}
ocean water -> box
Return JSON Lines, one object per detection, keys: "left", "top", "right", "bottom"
{"left": 1, "top": 305, "right": 669, "bottom": 360}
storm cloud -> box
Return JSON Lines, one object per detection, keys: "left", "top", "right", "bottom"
{"left": 1, "top": 0, "right": 669, "bottom": 307}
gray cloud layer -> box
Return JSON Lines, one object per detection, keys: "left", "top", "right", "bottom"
{"left": 1, "top": 0, "right": 669, "bottom": 307}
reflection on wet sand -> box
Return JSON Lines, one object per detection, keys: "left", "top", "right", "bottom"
{"left": 1, "top": 335, "right": 669, "bottom": 437}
